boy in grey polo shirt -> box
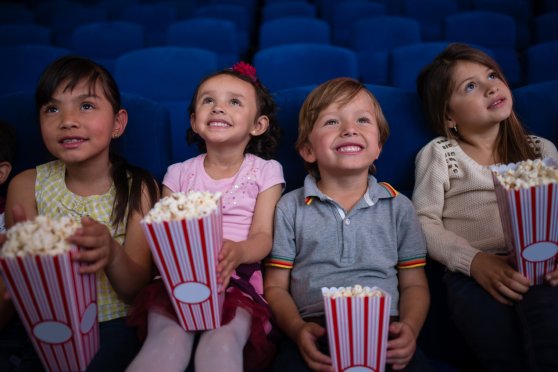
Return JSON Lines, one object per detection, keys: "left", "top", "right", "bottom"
{"left": 265, "top": 78, "right": 431, "bottom": 372}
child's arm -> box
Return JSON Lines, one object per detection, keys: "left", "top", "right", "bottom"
{"left": 217, "top": 184, "right": 282, "bottom": 289}
{"left": 387, "top": 267, "right": 429, "bottom": 371}
{"left": 264, "top": 266, "right": 332, "bottom": 372}
{"left": 70, "top": 183, "right": 157, "bottom": 302}
{"left": 5, "top": 169, "right": 38, "bottom": 226}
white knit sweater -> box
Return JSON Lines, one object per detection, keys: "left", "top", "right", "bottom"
{"left": 412, "top": 136, "right": 558, "bottom": 276}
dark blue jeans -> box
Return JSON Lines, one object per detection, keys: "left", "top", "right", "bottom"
{"left": 87, "top": 317, "right": 141, "bottom": 371}
{"left": 271, "top": 319, "right": 435, "bottom": 372}
{"left": 0, "top": 316, "right": 140, "bottom": 372}
{"left": 444, "top": 271, "right": 558, "bottom": 372}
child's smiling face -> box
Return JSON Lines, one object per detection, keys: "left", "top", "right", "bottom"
{"left": 299, "top": 90, "right": 382, "bottom": 179}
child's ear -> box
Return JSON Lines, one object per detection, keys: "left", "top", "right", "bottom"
{"left": 190, "top": 113, "right": 198, "bottom": 133}
{"left": 250, "top": 115, "right": 269, "bottom": 136}
{"left": 445, "top": 112, "right": 456, "bottom": 130}
{"left": 113, "top": 109, "right": 128, "bottom": 137}
{"left": 0, "top": 161, "right": 12, "bottom": 185}
{"left": 298, "top": 143, "right": 317, "bottom": 164}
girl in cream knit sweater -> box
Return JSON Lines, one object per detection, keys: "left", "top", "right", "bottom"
{"left": 413, "top": 43, "right": 558, "bottom": 372}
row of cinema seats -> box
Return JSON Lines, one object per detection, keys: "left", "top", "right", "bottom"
{"left": 2, "top": 0, "right": 558, "bottom": 89}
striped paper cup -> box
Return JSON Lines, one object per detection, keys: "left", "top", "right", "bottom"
{"left": 140, "top": 203, "right": 224, "bottom": 331}
{"left": 322, "top": 287, "right": 391, "bottom": 372}
{"left": 492, "top": 159, "right": 558, "bottom": 285}
{"left": 0, "top": 246, "right": 99, "bottom": 371}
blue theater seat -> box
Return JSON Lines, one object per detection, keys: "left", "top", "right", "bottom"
{"left": 253, "top": 43, "right": 358, "bottom": 92}
{"left": 0, "top": 24, "right": 52, "bottom": 47}
{"left": 331, "top": 1, "right": 386, "bottom": 46}
{"left": 166, "top": 18, "right": 240, "bottom": 69}
{"left": 443, "top": 11, "right": 522, "bottom": 87}
{"left": 71, "top": 21, "right": 145, "bottom": 74}
{"left": 351, "top": 16, "right": 421, "bottom": 85}
{"left": 533, "top": 12, "right": 558, "bottom": 45}
{"left": 402, "top": 0, "right": 458, "bottom": 41}
{"left": 514, "top": 80, "right": 558, "bottom": 144}
{"left": 259, "top": 17, "right": 331, "bottom": 49}
{"left": 0, "top": 45, "right": 71, "bottom": 96}
{"left": 524, "top": 41, "right": 558, "bottom": 85}
{"left": 262, "top": 2, "right": 317, "bottom": 21}
{"left": 118, "top": 3, "right": 176, "bottom": 46}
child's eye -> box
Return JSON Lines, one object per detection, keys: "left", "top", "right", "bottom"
{"left": 465, "top": 82, "right": 476, "bottom": 92}
{"left": 230, "top": 98, "right": 241, "bottom": 106}
{"left": 202, "top": 97, "right": 213, "bottom": 104}
{"left": 81, "top": 103, "right": 94, "bottom": 110}
{"left": 357, "top": 117, "right": 371, "bottom": 124}
{"left": 488, "top": 72, "right": 497, "bottom": 80}
{"left": 324, "top": 119, "right": 338, "bottom": 126}
{"left": 43, "top": 105, "right": 58, "bottom": 113}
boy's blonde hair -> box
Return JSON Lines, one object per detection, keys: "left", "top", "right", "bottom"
{"left": 296, "top": 78, "right": 390, "bottom": 179}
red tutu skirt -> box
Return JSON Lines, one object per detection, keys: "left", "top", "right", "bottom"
{"left": 128, "top": 271, "right": 276, "bottom": 371}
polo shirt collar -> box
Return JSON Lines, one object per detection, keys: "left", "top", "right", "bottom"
{"left": 302, "top": 175, "right": 396, "bottom": 208}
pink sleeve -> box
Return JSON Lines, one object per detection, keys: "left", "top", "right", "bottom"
{"left": 258, "top": 159, "right": 285, "bottom": 192}
{"left": 162, "top": 163, "right": 183, "bottom": 193}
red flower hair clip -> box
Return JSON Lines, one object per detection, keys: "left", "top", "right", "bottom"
{"left": 231, "top": 61, "right": 258, "bottom": 84}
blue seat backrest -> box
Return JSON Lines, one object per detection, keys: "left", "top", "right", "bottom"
{"left": 513, "top": 80, "right": 558, "bottom": 145}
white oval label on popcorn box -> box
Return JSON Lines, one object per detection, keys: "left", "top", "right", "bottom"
{"left": 522, "top": 242, "right": 558, "bottom": 262}
{"left": 174, "top": 282, "right": 211, "bottom": 304}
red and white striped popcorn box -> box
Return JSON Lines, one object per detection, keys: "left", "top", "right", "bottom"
{"left": 322, "top": 287, "right": 391, "bottom": 372}
{"left": 492, "top": 159, "right": 558, "bottom": 285}
{"left": 140, "top": 202, "right": 224, "bottom": 331}
{"left": 0, "top": 246, "right": 99, "bottom": 372}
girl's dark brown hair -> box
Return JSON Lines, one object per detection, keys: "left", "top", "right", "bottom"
{"left": 35, "top": 55, "right": 159, "bottom": 227}
{"left": 416, "top": 43, "right": 537, "bottom": 163}
{"left": 186, "top": 68, "right": 280, "bottom": 160}
{"left": 297, "top": 77, "right": 390, "bottom": 179}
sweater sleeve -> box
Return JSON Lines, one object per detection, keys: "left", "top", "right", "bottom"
{"left": 412, "top": 139, "right": 481, "bottom": 276}
{"left": 538, "top": 137, "right": 558, "bottom": 160}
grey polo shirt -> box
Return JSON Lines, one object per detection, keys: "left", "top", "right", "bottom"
{"left": 268, "top": 175, "right": 426, "bottom": 318}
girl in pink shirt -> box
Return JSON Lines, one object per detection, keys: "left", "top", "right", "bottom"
{"left": 127, "top": 62, "right": 284, "bottom": 372}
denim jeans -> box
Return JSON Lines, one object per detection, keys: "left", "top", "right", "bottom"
{"left": 87, "top": 317, "right": 141, "bottom": 372}
{"left": 271, "top": 321, "right": 435, "bottom": 372}
{"left": 0, "top": 316, "right": 140, "bottom": 372}
{"left": 444, "top": 271, "right": 558, "bottom": 372}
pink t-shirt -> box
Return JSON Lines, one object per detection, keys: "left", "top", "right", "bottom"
{"left": 163, "top": 154, "right": 284, "bottom": 295}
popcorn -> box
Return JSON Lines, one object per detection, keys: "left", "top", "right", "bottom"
{"left": 322, "top": 285, "right": 391, "bottom": 372}
{"left": 493, "top": 159, "right": 558, "bottom": 190}
{"left": 492, "top": 158, "right": 558, "bottom": 285}
{"left": 321, "top": 285, "right": 385, "bottom": 298}
{"left": 142, "top": 191, "right": 222, "bottom": 223}
{"left": 0, "top": 215, "right": 98, "bottom": 371}
{"left": 141, "top": 191, "right": 224, "bottom": 331}
{"left": 1, "top": 216, "right": 81, "bottom": 258}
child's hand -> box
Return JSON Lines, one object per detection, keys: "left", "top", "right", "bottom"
{"left": 68, "top": 216, "right": 116, "bottom": 274}
{"left": 545, "top": 268, "right": 558, "bottom": 286}
{"left": 470, "top": 252, "right": 530, "bottom": 305}
{"left": 216, "top": 239, "right": 244, "bottom": 292}
{"left": 387, "top": 321, "right": 416, "bottom": 370}
{"left": 295, "top": 322, "right": 333, "bottom": 371}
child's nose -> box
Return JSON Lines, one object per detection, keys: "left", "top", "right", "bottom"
{"left": 211, "top": 104, "right": 225, "bottom": 114}
{"left": 59, "top": 111, "right": 79, "bottom": 128}
{"left": 340, "top": 121, "right": 358, "bottom": 136}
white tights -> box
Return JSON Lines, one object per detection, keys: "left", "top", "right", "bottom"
{"left": 126, "top": 308, "right": 251, "bottom": 372}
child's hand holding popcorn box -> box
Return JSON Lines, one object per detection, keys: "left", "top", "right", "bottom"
{"left": 140, "top": 191, "right": 224, "bottom": 331}
{"left": 0, "top": 216, "right": 99, "bottom": 371}
{"left": 322, "top": 285, "right": 391, "bottom": 372}
{"left": 492, "top": 158, "right": 558, "bottom": 285}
